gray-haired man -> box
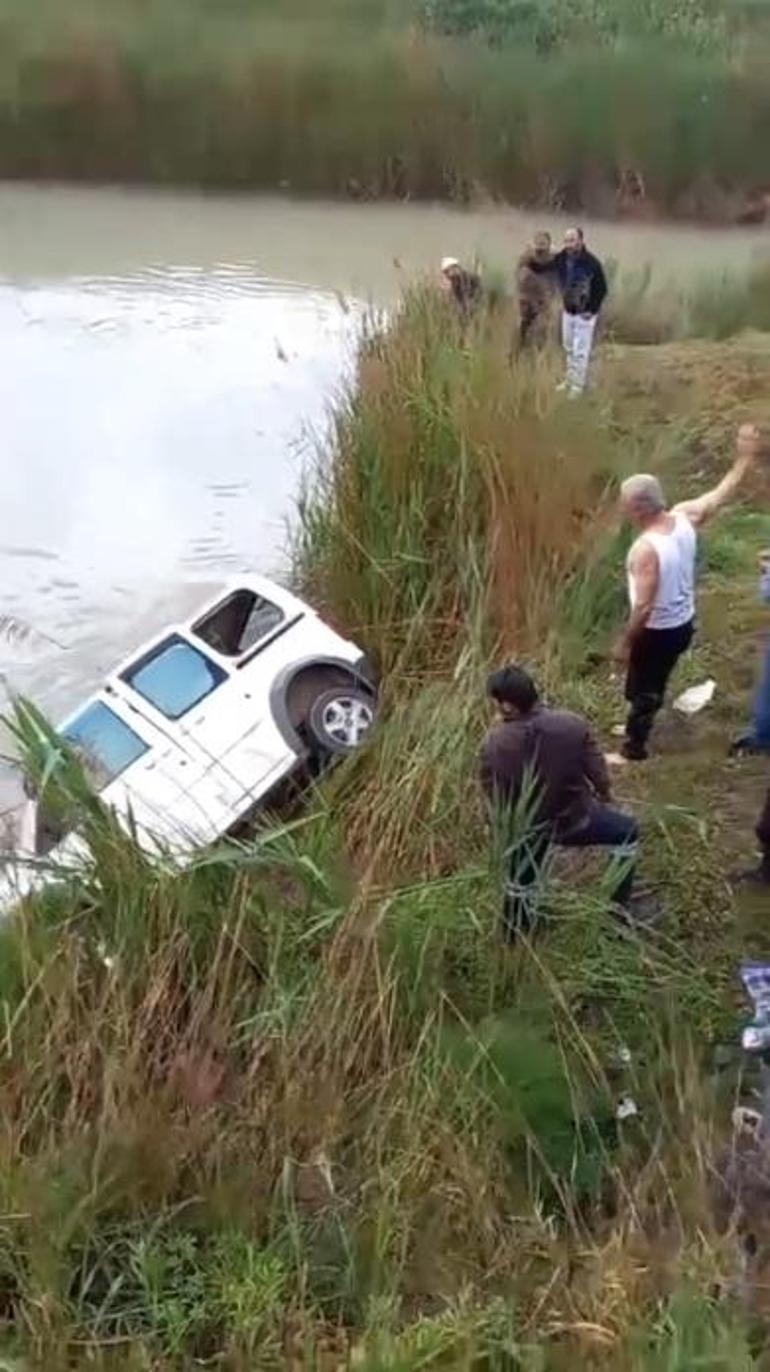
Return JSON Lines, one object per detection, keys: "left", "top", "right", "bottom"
{"left": 615, "top": 425, "right": 761, "bottom": 761}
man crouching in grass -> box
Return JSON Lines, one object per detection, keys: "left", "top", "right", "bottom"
{"left": 480, "top": 664, "right": 640, "bottom": 940}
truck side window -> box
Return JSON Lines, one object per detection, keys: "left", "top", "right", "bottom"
{"left": 192, "top": 589, "right": 284, "bottom": 658}
{"left": 64, "top": 701, "right": 149, "bottom": 789}
{"left": 123, "top": 636, "right": 227, "bottom": 720}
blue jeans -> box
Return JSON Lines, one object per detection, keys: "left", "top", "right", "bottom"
{"left": 751, "top": 636, "right": 770, "bottom": 749}
{"left": 503, "top": 805, "right": 639, "bottom": 940}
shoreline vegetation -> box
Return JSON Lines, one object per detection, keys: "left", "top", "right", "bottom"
{"left": 1, "top": 0, "right": 770, "bottom": 220}
{"left": 2, "top": 278, "right": 770, "bottom": 1364}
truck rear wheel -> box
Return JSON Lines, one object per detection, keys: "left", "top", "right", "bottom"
{"left": 306, "top": 686, "right": 376, "bottom": 757}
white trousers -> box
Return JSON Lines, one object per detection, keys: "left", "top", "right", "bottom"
{"left": 561, "top": 311, "right": 597, "bottom": 393}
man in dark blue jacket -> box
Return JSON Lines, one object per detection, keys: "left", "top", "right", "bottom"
{"left": 550, "top": 227, "right": 608, "bottom": 394}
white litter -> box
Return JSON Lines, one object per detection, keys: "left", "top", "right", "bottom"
{"left": 604, "top": 751, "right": 629, "bottom": 768}
{"left": 673, "top": 678, "right": 716, "bottom": 716}
{"left": 616, "top": 1094, "right": 639, "bottom": 1121}
{"left": 611, "top": 724, "right": 626, "bottom": 737}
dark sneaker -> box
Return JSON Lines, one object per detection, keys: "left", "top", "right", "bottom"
{"left": 729, "top": 734, "right": 770, "bottom": 759}
{"left": 620, "top": 745, "right": 648, "bottom": 762}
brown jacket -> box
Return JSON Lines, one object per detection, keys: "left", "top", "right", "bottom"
{"left": 480, "top": 705, "right": 610, "bottom": 838}
{"left": 516, "top": 250, "right": 555, "bottom": 315}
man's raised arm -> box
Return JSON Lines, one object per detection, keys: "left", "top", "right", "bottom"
{"left": 673, "top": 423, "right": 763, "bottom": 529}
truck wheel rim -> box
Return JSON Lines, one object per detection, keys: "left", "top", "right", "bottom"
{"left": 321, "top": 696, "right": 373, "bottom": 747}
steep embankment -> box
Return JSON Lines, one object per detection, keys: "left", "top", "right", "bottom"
{"left": 1, "top": 298, "right": 770, "bottom": 1366}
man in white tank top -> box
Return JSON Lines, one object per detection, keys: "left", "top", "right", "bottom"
{"left": 615, "top": 424, "right": 762, "bottom": 761}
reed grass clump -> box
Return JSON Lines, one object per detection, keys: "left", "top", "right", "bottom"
{"left": 296, "top": 288, "right": 621, "bottom": 683}
{"left": 605, "top": 260, "right": 770, "bottom": 345}
{"left": 0, "top": 0, "right": 769, "bottom": 216}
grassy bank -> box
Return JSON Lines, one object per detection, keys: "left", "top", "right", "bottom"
{"left": 1, "top": 0, "right": 770, "bottom": 217}
{"left": 606, "top": 260, "right": 770, "bottom": 345}
{"left": 1, "top": 290, "right": 770, "bottom": 1365}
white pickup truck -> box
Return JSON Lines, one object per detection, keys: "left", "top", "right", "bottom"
{"left": 2, "top": 575, "right": 377, "bottom": 901}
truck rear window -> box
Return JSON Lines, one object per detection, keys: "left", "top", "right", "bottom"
{"left": 64, "top": 702, "right": 148, "bottom": 790}
{"left": 192, "top": 589, "right": 284, "bottom": 658}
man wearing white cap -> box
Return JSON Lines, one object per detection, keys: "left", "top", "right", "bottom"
{"left": 440, "top": 256, "right": 482, "bottom": 314}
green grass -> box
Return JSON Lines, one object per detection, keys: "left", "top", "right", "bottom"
{"left": 602, "top": 260, "right": 770, "bottom": 345}
{"left": 1, "top": 297, "right": 770, "bottom": 1364}
{"left": 0, "top": 0, "right": 769, "bottom": 215}
{"left": 424, "top": 0, "right": 730, "bottom": 52}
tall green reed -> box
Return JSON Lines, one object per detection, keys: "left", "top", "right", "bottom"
{"left": 296, "top": 286, "right": 620, "bottom": 687}
{"left": 0, "top": 0, "right": 768, "bottom": 214}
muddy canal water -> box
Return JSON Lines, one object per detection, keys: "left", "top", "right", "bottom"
{"left": 1, "top": 183, "right": 766, "bottom": 721}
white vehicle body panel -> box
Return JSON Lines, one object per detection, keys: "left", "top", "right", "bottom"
{"left": 0, "top": 575, "right": 374, "bottom": 902}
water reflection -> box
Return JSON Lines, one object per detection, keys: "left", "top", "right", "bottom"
{"left": 2, "top": 182, "right": 767, "bottom": 727}
{"left": 0, "top": 264, "right": 359, "bottom": 722}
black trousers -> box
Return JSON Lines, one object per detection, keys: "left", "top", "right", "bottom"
{"left": 623, "top": 620, "right": 694, "bottom": 760}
